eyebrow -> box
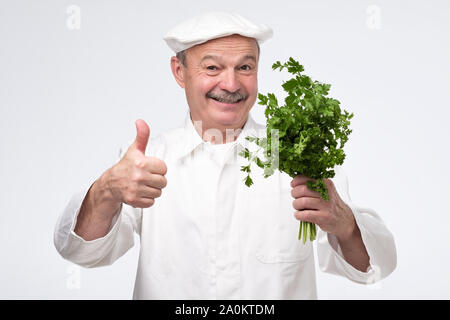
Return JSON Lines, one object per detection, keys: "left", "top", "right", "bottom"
{"left": 200, "top": 54, "right": 257, "bottom": 64}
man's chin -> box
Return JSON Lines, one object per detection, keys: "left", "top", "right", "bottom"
{"left": 210, "top": 108, "right": 248, "bottom": 128}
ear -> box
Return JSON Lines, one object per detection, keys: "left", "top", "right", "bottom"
{"left": 170, "top": 56, "right": 186, "bottom": 89}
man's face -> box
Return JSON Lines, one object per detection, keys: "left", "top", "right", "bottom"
{"left": 172, "top": 34, "right": 259, "bottom": 131}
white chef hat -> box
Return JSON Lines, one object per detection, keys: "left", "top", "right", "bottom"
{"left": 163, "top": 11, "right": 273, "bottom": 53}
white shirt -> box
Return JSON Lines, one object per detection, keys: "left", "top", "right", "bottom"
{"left": 54, "top": 110, "right": 397, "bottom": 299}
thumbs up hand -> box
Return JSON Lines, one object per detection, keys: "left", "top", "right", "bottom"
{"left": 106, "top": 119, "right": 168, "bottom": 208}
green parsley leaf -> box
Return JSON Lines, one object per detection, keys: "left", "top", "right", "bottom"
{"left": 244, "top": 175, "right": 254, "bottom": 187}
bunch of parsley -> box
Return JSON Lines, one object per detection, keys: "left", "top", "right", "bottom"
{"left": 240, "top": 57, "right": 353, "bottom": 243}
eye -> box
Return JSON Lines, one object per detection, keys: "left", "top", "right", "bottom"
{"left": 240, "top": 65, "right": 251, "bottom": 71}
{"left": 207, "top": 65, "right": 218, "bottom": 71}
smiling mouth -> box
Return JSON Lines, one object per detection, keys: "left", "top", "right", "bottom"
{"left": 209, "top": 97, "right": 244, "bottom": 104}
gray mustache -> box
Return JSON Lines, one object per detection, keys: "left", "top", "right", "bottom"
{"left": 206, "top": 90, "right": 248, "bottom": 103}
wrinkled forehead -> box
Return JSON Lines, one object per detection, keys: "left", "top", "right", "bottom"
{"left": 187, "top": 34, "right": 259, "bottom": 61}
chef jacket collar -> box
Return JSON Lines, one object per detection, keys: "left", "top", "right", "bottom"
{"left": 174, "top": 109, "right": 262, "bottom": 161}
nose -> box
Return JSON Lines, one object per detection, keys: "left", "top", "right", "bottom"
{"left": 218, "top": 68, "right": 241, "bottom": 93}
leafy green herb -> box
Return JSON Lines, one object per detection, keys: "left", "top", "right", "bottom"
{"left": 240, "top": 57, "right": 353, "bottom": 243}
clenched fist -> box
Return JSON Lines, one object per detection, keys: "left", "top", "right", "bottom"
{"left": 106, "top": 119, "right": 168, "bottom": 208}
{"left": 291, "top": 175, "right": 356, "bottom": 241}
{"left": 290, "top": 175, "right": 371, "bottom": 271}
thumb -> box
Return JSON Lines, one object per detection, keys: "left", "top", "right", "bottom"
{"left": 134, "top": 119, "right": 150, "bottom": 154}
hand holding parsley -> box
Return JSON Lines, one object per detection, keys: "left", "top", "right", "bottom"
{"left": 240, "top": 57, "right": 353, "bottom": 243}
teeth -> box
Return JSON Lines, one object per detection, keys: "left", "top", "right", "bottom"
{"left": 211, "top": 97, "right": 241, "bottom": 103}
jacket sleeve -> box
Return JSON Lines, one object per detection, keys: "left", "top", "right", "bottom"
{"left": 316, "top": 166, "right": 397, "bottom": 284}
{"left": 53, "top": 141, "right": 142, "bottom": 268}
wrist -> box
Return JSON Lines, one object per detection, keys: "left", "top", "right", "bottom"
{"left": 335, "top": 205, "right": 358, "bottom": 243}
{"left": 336, "top": 220, "right": 359, "bottom": 244}
{"left": 90, "top": 170, "right": 122, "bottom": 219}
{"left": 96, "top": 169, "right": 118, "bottom": 201}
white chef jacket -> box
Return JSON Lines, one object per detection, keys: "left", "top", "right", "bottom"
{"left": 54, "top": 110, "right": 397, "bottom": 299}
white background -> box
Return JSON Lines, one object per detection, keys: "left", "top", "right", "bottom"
{"left": 1, "top": 0, "right": 449, "bottom": 299}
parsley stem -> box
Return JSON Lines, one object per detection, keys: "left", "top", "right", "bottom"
{"left": 298, "top": 219, "right": 303, "bottom": 240}
{"left": 302, "top": 221, "right": 307, "bottom": 244}
{"left": 306, "top": 221, "right": 310, "bottom": 244}
{"left": 308, "top": 222, "right": 312, "bottom": 241}
{"left": 299, "top": 221, "right": 317, "bottom": 243}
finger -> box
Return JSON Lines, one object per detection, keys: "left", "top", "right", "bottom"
{"left": 134, "top": 170, "right": 167, "bottom": 189}
{"left": 145, "top": 173, "right": 167, "bottom": 189}
{"left": 131, "top": 197, "right": 155, "bottom": 209}
{"left": 151, "top": 158, "right": 168, "bottom": 175}
{"left": 291, "top": 184, "right": 321, "bottom": 199}
{"left": 291, "top": 174, "right": 316, "bottom": 188}
{"left": 134, "top": 119, "right": 150, "bottom": 154}
{"left": 142, "top": 157, "right": 167, "bottom": 175}
{"left": 292, "top": 197, "right": 324, "bottom": 211}
{"left": 294, "top": 210, "right": 320, "bottom": 224}
{"left": 138, "top": 185, "right": 162, "bottom": 199}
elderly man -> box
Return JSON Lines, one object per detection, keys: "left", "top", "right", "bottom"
{"left": 54, "top": 12, "right": 396, "bottom": 299}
